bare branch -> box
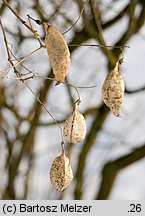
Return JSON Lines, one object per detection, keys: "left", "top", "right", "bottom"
{"left": 0, "top": 19, "right": 21, "bottom": 77}
{"left": 2, "top": 0, "right": 44, "bottom": 47}
{"left": 74, "top": 104, "right": 109, "bottom": 199}
{"left": 125, "top": 86, "right": 145, "bottom": 94}
{"left": 95, "top": 143, "right": 145, "bottom": 200}
{"left": 24, "top": 82, "right": 64, "bottom": 143}
{"left": 62, "top": 0, "right": 90, "bottom": 35}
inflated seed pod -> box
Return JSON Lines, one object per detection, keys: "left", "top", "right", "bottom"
{"left": 50, "top": 143, "right": 73, "bottom": 191}
{"left": 63, "top": 104, "right": 86, "bottom": 144}
{"left": 102, "top": 59, "right": 125, "bottom": 117}
{"left": 43, "top": 23, "right": 70, "bottom": 85}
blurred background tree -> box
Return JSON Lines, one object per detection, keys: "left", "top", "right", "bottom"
{"left": 0, "top": 0, "right": 145, "bottom": 200}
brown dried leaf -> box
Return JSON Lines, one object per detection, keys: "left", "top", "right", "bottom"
{"left": 50, "top": 152, "right": 73, "bottom": 191}
{"left": 102, "top": 61, "right": 125, "bottom": 117}
{"left": 63, "top": 106, "right": 86, "bottom": 144}
{"left": 44, "top": 23, "right": 70, "bottom": 85}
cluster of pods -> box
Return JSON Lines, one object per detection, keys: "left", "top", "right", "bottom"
{"left": 43, "top": 23, "right": 125, "bottom": 191}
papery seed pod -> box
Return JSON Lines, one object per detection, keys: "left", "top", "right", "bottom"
{"left": 102, "top": 59, "right": 125, "bottom": 117}
{"left": 43, "top": 23, "right": 70, "bottom": 85}
{"left": 63, "top": 104, "right": 86, "bottom": 144}
{"left": 50, "top": 143, "right": 73, "bottom": 191}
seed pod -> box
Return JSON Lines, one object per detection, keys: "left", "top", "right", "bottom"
{"left": 50, "top": 143, "right": 73, "bottom": 191}
{"left": 63, "top": 104, "right": 86, "bottom": 144}
{"left": 43, "top": 23, "right": 70, "bottom": 85}
{"left": 102, "top": 60, "right": 125, "bottom": 117}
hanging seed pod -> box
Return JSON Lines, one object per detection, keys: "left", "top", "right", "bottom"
{"left": 102, "top": 59, "right": 125, "bottom": 117}
{"left": 43, "top": 23, "right": 70, "bottom": 85}
{"left": 63, "top": 103, "right": 86, "bottom": 144}
{"left": 50, "top": 143, "right": 73, "bottom": 191}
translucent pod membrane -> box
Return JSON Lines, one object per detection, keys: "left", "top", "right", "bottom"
{"left": 44, "top": 23, "right": 70, "bottom": 85}
{"left": 50, "top": 144, "right": 73, "bottom": 191}
{"left": 63, "top": 105, "right": 86, "bottom": 144}
{"left": 102, "top": 60, "right": 125, "bottom": 117}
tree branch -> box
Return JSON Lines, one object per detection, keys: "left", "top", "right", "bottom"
{"left": 102, "top": 3, "right": 130, "bottom": 29}
{"left": 95, "top": 143, "right": 145, "bottom": 200}
{"left": 125, "top": 85, "right": 145, "bottom": 94}
{"left": 74, "top": 104, "right": 109, "bottom": 199}
{"left": 2, "top": 0, "right": 44, "bottom": 47}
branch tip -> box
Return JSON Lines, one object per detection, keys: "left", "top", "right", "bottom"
{"left": 27, "top": 14, "right": 42, "bottom": 25}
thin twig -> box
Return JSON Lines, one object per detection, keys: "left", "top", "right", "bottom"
{"left": 34, "top": 75, "right": 81, "bottom": 103}
{"left": 24, "top": 82, "right": 64, "bottom": 143}
{"left": 2, "top": 0, "right": 44, "bottom": 47}
{"left": 27, "top": 14, "right": 42, "bottom": 25}
{"left": 0, "top": 47, "right": 42, "bottom": 77}
{"left": 0, "top": 19, "right": 21, "bottom": 77}
{"left": 9, "top": 49, "right": 33, "bottom": 74}
{"left": 2, "top": 0, "right": 31, "bottom": 30}
{"left": 8, "top": 74, "right": 97, "bottom": 100}
{"left": 69, "top": 44, "right": 130, "bottom": 49}
{"left": 62, "top": 0, "right": 90, "bottom": 35}
{"left": 61, "top": 142, "right": 65, "bottom": 155}
{"left": 7, "top": 73, "right": 35, "bottom": 81}
{"left": 63, "top": 82, "right": 81, "bottom": 104}
{"left": 77, "top": 84, "right": 97, "bottom": 88}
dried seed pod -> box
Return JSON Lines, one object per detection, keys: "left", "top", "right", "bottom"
{"left": 63, "top": 104, "right": 86, "bottom": 144}
{"left": 50, "top": 143, "right": 73, "bottom": 191}
{"left": 43, "top": 23, "right": 70, "bottom": 85}
{"left": 102, "top": 60, "right": 125, "bottom": 117}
